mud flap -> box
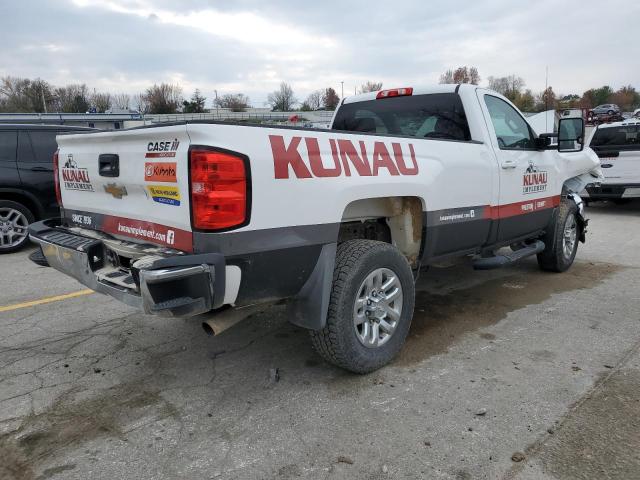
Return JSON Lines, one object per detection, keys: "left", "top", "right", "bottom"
{"left": 567, "top": 192, "right": 588, "bottom": 243}
{"left": 286, "top": 242, "right": 337, "bottom": 330}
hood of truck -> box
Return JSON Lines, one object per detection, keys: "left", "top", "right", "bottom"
{"left": 56, "top": 125, "right": 193, "bottom": 251}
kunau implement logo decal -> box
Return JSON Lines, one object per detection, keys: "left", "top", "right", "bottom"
{"left": 61, "top": 154, "right": 94, "bottom": 191}
{"left": 522, "top": 164, "right": 548, "bottom": 194}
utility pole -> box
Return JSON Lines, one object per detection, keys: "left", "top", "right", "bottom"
{"left": 214, "top": 90, "right": 219, "bottom": 118}
{"left": 41, "top": 87, "right": 47, "bottom": 113}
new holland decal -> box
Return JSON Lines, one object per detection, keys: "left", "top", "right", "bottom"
{"left": 61, "top": 155, "right": 94, "bottom": 192}
{"left": 146, "top": 185, "right": 181, "bottom": 206}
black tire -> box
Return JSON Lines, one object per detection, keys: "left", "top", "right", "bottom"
{"left": 537, "top": 199, "right": 579, "bottom": 272}
{"left": 309, "top": 240, "right": 415, "bottom": 374}
{"left": 607, "top": 110, "right": 614, "bottom": 115}
{"left": 0, "top": 200, "right": 34, "bottom": 254}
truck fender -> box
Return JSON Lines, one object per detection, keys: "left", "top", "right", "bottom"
{"left": 286, "top": 242, "right": 337, "bottom": 330}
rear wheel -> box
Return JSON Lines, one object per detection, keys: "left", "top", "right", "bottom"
{"left": 537, "top": 199, "right": 579, "bottom": 272}
{"left": 0, "top": 200, "right": 34, "bottom": 253}
{"left": 310, "top": 240, "right": 415, "bottom": 373}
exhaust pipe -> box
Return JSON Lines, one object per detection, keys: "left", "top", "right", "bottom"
{"left": 201, "top": 303, "right": 271, "bottom": 336}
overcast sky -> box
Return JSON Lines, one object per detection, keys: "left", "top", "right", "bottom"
{"left": 2, "top": 0, "right": 638, "bottom": 107}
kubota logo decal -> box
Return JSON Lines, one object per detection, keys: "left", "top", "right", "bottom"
{"left": 145, "top": 139, "right": 180, "bottom": 158}
{"left": 522, "top": 164, "right": 548, "bottom": 194}
{"left": 144, "top": 162, "right": 177, "bottom": 182}
{"left": 269, "top": 135, "right": 419, "bottom": 179}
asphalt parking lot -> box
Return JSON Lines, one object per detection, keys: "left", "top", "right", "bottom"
{"left": 1, "top": 201, "right": 639, "bottom": 480}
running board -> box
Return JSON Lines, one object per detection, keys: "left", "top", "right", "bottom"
{"left": 473, "top": 240, "right": 545, "bottom": 270}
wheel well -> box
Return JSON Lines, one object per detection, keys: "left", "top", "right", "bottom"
{"left": 0, "top": 192, "right": 42, "bottom": 219}
{"left": 338, "top": 196, "right": 424, "bottom": 267}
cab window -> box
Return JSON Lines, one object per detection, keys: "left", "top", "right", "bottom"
{"left": 590, "top": 125, "right": 640, "bottom": 151}
{"left": 332, "top": 93, "right": 471, "bottom": 141}
{"left": 484, "top": 95, "right": 535, "bottom": 149}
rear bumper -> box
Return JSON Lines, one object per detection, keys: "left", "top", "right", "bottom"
{"left": 28, "top": 218, "right": 225, "bottom": 317}
{"left": 584, "top": 183, "right": 640, "bottom": 199}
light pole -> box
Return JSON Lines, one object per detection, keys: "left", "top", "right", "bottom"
{"left": 341, "top": 81, "right": 344, "bottom": 99}
{"left": 214, "top": 89, "right": 219, "bottom": 118}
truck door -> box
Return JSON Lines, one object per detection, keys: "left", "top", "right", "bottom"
{"left": 479, "top": 93, "right": 557, "bottom": 242}
{"left": 17, "top": 129, "right": 59, "bottom": 216}
{"left": 0, "top": 130, "right": 20, "bottom": 192}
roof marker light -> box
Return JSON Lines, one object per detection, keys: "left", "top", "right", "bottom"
{"left": 376, "top": 88, "right": 413, "bottom": 100}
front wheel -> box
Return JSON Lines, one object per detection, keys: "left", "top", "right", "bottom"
{"left": 309, "top": 240, "right": 415, "bottom": 373}
{"left": 537, "top": 199, "right": 580, "bottom": 272}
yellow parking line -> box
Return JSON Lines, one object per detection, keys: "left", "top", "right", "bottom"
{"left": 0, "top": 289, "right": 94, "bottom": 313}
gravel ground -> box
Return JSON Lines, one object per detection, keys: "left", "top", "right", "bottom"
{"left": 0, "top": 200, "right": 639, "bottom": 480}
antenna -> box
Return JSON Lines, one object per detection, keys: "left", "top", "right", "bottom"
{"left": 545, "top": 66, "right": 549, "bottom": 132}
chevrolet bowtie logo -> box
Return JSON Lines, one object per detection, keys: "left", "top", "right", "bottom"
{"left": 103, "top": 183, "right": 128, "bottom": 199}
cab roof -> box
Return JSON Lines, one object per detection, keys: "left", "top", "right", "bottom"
{"left": 596, "top": 119, "right": 640, "bottom": 129}
{"left": 342, "top": 84, "right": 469, "bottom": 105}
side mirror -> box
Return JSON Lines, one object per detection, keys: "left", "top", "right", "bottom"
{"left": 558, "top": 117, "right": 584, "bottom": 152}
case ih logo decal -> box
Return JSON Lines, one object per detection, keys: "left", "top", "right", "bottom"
{"left": 61, "top": 155, "right": 94, "bottom": 192}
{"left": 146, "top": 185, "right": 181, "bottom": 206}
{"left": 144, "top": 162, "right": 177, "bottom": 182}
{"left": 523, "top": 164, "right": 548, "bottom": 194}
{"left": 269, "top": 135, "right": 419, "bottom": 179}
{"left": 145, "top": 139, "right": 180, "bottom": 158}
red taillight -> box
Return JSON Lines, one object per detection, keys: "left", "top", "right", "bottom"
{"left": 53, "top": 149, "right": 62, "bottom": 206}
{"left": 376, "top": 87, "right": 413, "bottom": 99}
{"left": 190, "top": 149, "right": 248, "bottom": 230}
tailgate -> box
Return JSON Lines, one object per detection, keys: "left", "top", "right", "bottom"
{"left": 602, "top": 150, "right": 639, "bottom": 183}
{"left": 57, "top": 125, "right": 193, "bottom": 251}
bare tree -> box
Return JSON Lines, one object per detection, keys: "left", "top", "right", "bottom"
{"left": 323, "top": 87, "right": 340, "bottom": 110}
{"left": 359, "top": 81, "right": 383, "bottom": 93}
{"left": 143, "top": 83, "right": 183, "bottom": 114}
{"left": 215, "top": 93, "right": 250, "bottom": 112}
{"left": 132, "top": 93, "right": 149, "bottom": 114}
{"left": 53, "top": 84, "right": 90, "bottom": 113}
{"left": 91, "top": 92, "right": 111, "bottom": 113}
{"left": 0, "top": 76, "right": 54, "bottom": 112}
{"left": 439, "top": 66, "right": 480, "bottom": 85}
{"left": 304, "top": 90, "right": 323, "bottom": 110}
{"left": 535, "top": 86, "right": 557, "bottom": 112}
{"left": 439, "top": 70, "right": 455, "bottom": 84}
{"left": 268, "top": 82, "right": 297, "bottom": 111}
{"left": 112, "top": 93, "right": 131, "bottom": 110}
{"left": 487, "top": 75, "right": 525, "bottom": 102}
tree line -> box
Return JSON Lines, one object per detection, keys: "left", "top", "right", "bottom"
{"left": 2, "top": 71, "right": 638, "bottom": 115}
{"left": 438, "top": 65, "right": 640, "bottom": 112}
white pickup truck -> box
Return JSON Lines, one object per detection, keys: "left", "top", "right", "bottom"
{"left": 29, "top": 84, "right": 602, "bottom": 373}
{"left": 584, "top": 119, "right": 640, "bottom": 202}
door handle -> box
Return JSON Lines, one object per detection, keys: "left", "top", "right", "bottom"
{"left": 30, "top": 166, "right": 53, "bottom": 172}
{"left": 99, "top": 154, "right": 120, "bottom": 177}
{"left": 501, "top": 159, "right": 517, "bottom": 169}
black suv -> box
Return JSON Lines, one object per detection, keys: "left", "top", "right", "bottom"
{"left": 0, "top": 124, "right": 97, "bottom": 253}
